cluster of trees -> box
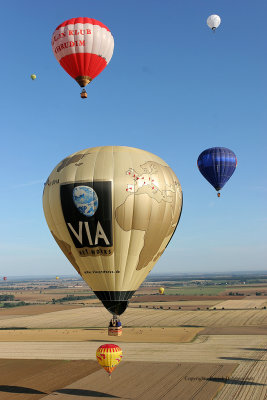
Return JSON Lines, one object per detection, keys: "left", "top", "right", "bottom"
{"left": 2, "top": 301, "right": 26, "bottom": 308}
{"left": 0, "top": 295, "right": 15, "bottom": 301}
{"left": 228, "top": 292, "right": 245, "bottom": 296}
{"left": 52, "top": 294, "right": 96, "bottom": 303}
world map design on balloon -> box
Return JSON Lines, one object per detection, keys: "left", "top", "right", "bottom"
{"left": 115, "top": 161, "right": 182, "bottom": 271}
{"left": 73, "top": 186, "right": 98, "bottom": 217}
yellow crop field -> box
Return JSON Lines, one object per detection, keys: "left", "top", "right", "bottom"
{"left": 0, "top": 327, "right": 203, "bottom": 343}
{"left": 0, "top": 306, "right": 267, "bottom": 329}
{"left": 213, "top": 299, "right": 267, "bottom": 309}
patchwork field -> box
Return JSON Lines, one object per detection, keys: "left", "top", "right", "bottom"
{"left": 0, "top": 306, "right": 266, "bottom": 329}
{"left": 0, "top": 280, "right": 266, "bottom": 399}
{"left": 42, "top": 361, "right": 237, "bottom": 400}
{"left": 0, "top": 335, "right": 265, "bottom": 363}
{"left": 0, "top": 334, "right": 266, "bottom": 399}
{"left": 0, "top": 360, "right": 237, "bottom": 400}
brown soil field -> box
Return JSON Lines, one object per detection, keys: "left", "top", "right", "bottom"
{"left": 131, "top": 295, "right": 242, "bottom": 302}
{"left": 202, "top": 326, "right": 267, "bottom": 335}
{"left": 221, "top": 285, "right": 267, "bottom": 296}
{"left": 0, "top": 327, "right": 203, "bottom": 343}
{"left": 0, "top": 359, "right": 100, "bottom": 400}
{"left": 0, "top": 306, "right": 267, "bottom": 329}
{"left": 43, "top": 361, "right": 237, "bottom": 400}
{"left": 0, "top": 360, "right": 237, "bottom": 400}
{"left": 0, "top": 304, "right": 82, "bottom": 316}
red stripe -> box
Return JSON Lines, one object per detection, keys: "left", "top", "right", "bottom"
{"left": 59, "top": 53, "right": 108, "bottom": 82}
{"left": 98, "top": 344, "right": 121, "bottom": 351}
{"left": 55, "top": 18, "right": 110, "bottom": 32}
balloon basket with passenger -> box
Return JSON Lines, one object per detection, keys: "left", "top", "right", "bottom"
{"left": 80, "top": 89, "right": 88, "bottom": 99}
{"left": 108, "top": 315, "right": 122, "bottom": 336}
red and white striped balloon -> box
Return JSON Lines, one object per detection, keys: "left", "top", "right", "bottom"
{"left": 52, "top": 17, "right": 114, "bottom": 88}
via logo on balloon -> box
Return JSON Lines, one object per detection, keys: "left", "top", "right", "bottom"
{"left": 73, "top": 186, "right": 98, "bottom": 217}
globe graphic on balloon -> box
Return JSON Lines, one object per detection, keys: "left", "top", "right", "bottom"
{"left": 73, "top": 186, "right": 98, "bottom": 217}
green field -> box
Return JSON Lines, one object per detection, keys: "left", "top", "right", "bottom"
{"left": 165, "top": 286, "right": 226, "bottom": 296}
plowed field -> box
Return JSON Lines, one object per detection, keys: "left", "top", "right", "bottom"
{"left": 0, "top": 359, "right": 100, "bottom": 400}
{"left": 0, "top": 360, "right": 237, "bottom": 400}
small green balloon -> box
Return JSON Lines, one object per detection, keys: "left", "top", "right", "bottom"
{"left": 31, "top": 74, "right": 36, "bottom": 80}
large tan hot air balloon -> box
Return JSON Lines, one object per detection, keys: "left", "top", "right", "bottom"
{"left": 43, "top": 146, "right": 182, "bottom": 319}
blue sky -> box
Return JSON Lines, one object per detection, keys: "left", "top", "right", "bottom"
{"left": 0, "top": 0, "right": 266, "bottom": 276}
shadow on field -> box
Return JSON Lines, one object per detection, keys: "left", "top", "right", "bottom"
{"left": 56, "top": 388, "right": 121, "bottom": 398}
{"left": 219, "top": 356, "right": 264, "bottom": 362}
{"left": 207, "top": 377, "right": 266, "bottom": 386}
{"left": 0, "top": 385, "right": 46, "bottom": 394}
{"left": 242, "top": 348, "right": 267, "bottom": 351}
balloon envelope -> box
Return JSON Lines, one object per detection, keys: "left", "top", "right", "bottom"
{"left": 197, "top": 147, "right": 237, "bottom": 192}
{"left": 96, "top": 344, "right": 122, "bottom": 375}
{"left": 31, "top": 74, "right": 36, "bottom": 80}
{"left": 207, "top": 15, "right": 221, "bottom": 30}
{"left": 43, "top": 146, "right": 182, "bottom": 315}
{"left": 159, "top": 287, "right": 164, "bottom": 295}
{"left": 52, "top": 17, "right": 114, "bottom": 88}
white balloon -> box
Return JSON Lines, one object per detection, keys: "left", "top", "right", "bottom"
{"left": 207, "top": 15, "right": 221, "bottom": 31}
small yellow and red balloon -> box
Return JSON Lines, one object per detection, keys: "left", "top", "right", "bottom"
{"left": 96, "top": 344, "right": 122, "bottom": 376}
{"left": 31, "top": 74, "right": 36, "bottom": 80}
{"left": 159, "top": 287, "right": 164, "bottom": 295}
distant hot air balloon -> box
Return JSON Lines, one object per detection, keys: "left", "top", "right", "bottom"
{"left": 3, "top": 277, "right": 7, "bottom": 281}
{"left": 159, "top": 287, "right": 164, "bottom": 295}
{"left": 56, "top": 276, "right": 59, "bottom": 280}
{"left": 43, "top": 146, "right": 183, "bottom": 325}
{"left": 197, "top": 147, "right": 237, "bottom": 197}
{"left": 51, "top": 18, "right": 114, "bottom": 98}
{"left": 96, "top": 344, "right": 122, "bottom": 376}
{"left": 31, "top": 74, "right": 36, "bottom": 80}
{"left": 207, "top": 15, "right": 221, "bottom": 31}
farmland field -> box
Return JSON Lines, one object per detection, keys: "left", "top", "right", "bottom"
{"left": 164, "top": 286, "right": 226, "bottom": 296}
{"left": 0, "top": 334, "right": 266, "bottom": 399}
{"left": 0, "top": 359, "right": 100, "bottom": 400}
{"left": 0, "top": 360, "right": 237, "bottom": 400}
{"left": 0, "top": 327, "right": 203, "bottom": 343}
{"left": 213, "top": 299, "right": 267, "bottom": 309}
{"left": 0, "top": 276, "right": 266, "bottom": 399}
{"left": 0, "top": 306, "right": 267, "bottom": 329}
